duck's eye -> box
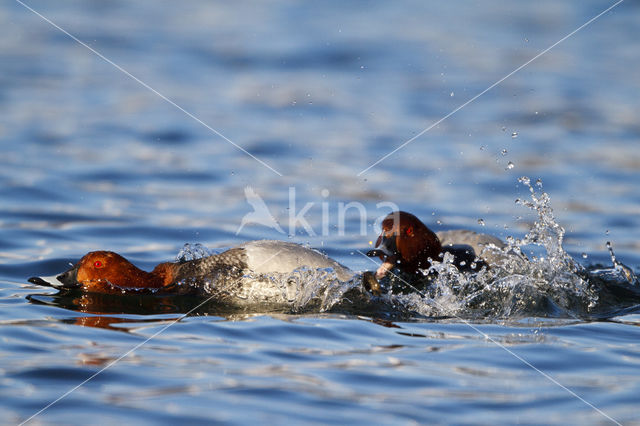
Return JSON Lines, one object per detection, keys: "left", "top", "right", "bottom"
{"left": 94, "top": 260, "right": 104, "bottom": 268}
{"left": 406, "top": 226, "right": 413, "bottom": 236}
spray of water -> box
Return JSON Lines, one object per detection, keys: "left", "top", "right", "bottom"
{"left": 375, "top": 177, "right": 639, "bottom": 319}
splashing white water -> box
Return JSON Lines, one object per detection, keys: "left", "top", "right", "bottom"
{"left": 229, "top": 266, "right": 361, "bottom": 311}
{"left": 176, "top": 243, "right": 214, "bottom": 261}
{"left": 381, "top": 177, "right": 638, "bottom": 319}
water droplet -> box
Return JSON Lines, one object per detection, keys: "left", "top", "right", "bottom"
{"left": 321, "top": 189, "right": 330, "bottom": 198}
{"left": 605, "top": 230, "right": 610, "bottom": 235}
{"left": 511, "top": 132, "right": 518, "bottom": 138}
{"left": 501, "top": 148, "right": 508, "bottom": 156}
{"left": 606, "top": 241, "right": 618, "bottom": 266}
{"left": 477, "top": 218, "right": 485, "bottom": 226}
{"left": 459, "top": 261, "right": 466, "bottom": 266}
{"left": 581, "top": 253, "right": 588, "bottom": 259}
{"left": 436, "top": 220, "right": 442, "bottom": 225}
{"left": 506, "top": 161, "right": 515, "bottom": 170}
{"left": 501, "top": 126, "right": 506, "bottom": 132}
{"left": 450, "top": 92, "right": 454, "bottom": 97}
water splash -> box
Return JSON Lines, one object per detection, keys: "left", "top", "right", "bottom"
{"left": 379, "top": 177, "right": 639, "bottom": 319}
{"left": 240, "top": 267, "right": 354, "bottom": 311}
{"left": 606, "top": 241, "right": 637, "bottom": 284}
{"left": 176, "top": 243, "right": 214, "bottom": 262}
{"left": 175, "top": 262, "right": 366, "bottom": 313}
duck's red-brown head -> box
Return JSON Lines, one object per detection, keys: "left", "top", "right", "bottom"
{"left": 367, "top": 211, "right": 442, "bottom": 279}
{"left": 54, "top": 251, "right": 175, "bottom": 294}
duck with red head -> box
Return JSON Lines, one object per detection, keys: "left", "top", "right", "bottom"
{"left": 29, "top": 241, "right": 366, "bottom": 303}
{"left": 368, "top": 212, "right": 442, "bottom": 279}
{"left": 367, "top": 211, "right": 505, "bottom": 280}
{"left": 47, "top": 251, "right": 176, "bottom": 294}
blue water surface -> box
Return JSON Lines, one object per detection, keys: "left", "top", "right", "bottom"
{"left": 1, "top": 1, "right": 639, "bottom": 424}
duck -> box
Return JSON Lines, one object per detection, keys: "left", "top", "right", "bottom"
{"left": 366, "top": 211, "right": 506, "bottom": 280}
{"left": 28, "top": 240, "right": 378, "bottom": 304}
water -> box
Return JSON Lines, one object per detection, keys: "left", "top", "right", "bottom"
{"left": 2, "top": 1, "right": 640, "bottom": 424}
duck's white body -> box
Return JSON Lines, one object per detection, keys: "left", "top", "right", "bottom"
{"left": 188, "top": 240, "right": 358, "bottom": 305}
{"left": 238, "top": 240, "right": 354, "bottom": 282}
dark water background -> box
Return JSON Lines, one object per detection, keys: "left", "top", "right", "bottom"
{"left": 1, "top": 1, "right": 639, "bottom": 424}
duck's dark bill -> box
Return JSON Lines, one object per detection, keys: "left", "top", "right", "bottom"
{"left": 28, "top": 276, "right": 59, "bottom": 288}
{"left": 56, "top": 265, "right": 79, "bottom": 287}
